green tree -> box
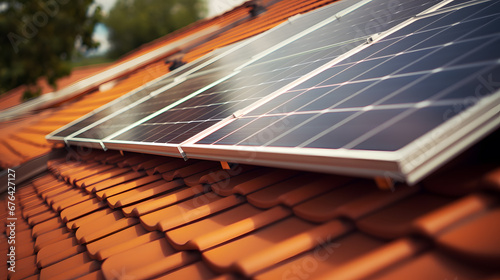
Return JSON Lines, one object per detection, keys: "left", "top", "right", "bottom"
{"left": 0, "top": 0, "right": 101, "bottom": 99}
{"left": 105, "top": 0, "right": 204, "bottom": 59}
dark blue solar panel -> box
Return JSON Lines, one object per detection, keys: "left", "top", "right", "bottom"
{"left": 106, "top": 0, "right": 441, "bottom": 145}
{"left": 59, "top": 0, "right": 361, "bottom": 143}
{"left": 197, "top": 0, "right": 500, "bottom": 152}
{"left": 49, "top": 51, "right": 218, "bottom": 139}
{"left": 72, "top": 69, "right": 233, "bottom": 140}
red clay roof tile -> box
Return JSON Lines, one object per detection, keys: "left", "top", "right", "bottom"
{"left": 100, "top": 238, "right": 176, "bottom": 279}
{"left": 414, "top": 192, "right": 497, "bottom": 237}
{"left": 369, "top": 251, "right": 497, "bottom": 280}
{"left": 106, "top": 179, "right": 182, "bottom": 208}
{"left": 52, "top": 192, "right": 95, "bottom": 212}
{"left": 235, "top": 219, "right": 353, "bottom": 276}
{"left": 292, "top": 180, "right": 380, "bottom": 222}
{"left": 85, "top": 224, "right": 149, "bottom": 259}
{"left": 48, "top": 260, "right": 101, "bottom": 280}
{"left": 27, "top": 210, "right": 58, "bottom": 226}
{"left": 317, "top": 237, "right": 429, "bottom": 280}
{"left": 34, "top": 227, "right": 73, "bottom": 252}
{"left": 67, "top": 208, "right": 114, "bottom": 230}
{"left": 246, "top": 173, "right": 322, "bottom": 208}
{"left": 126, "top": 250, "right": 200, "bottom": 279}
{"left": 74, "top": 270, "right": 105, "bottom": 280}
{"left": 95, "top": 174, "right": 164, "bottom": 200}
{"left": 139, "top": 191, "right": 229, "bottom": 230}
{"left": 356, "top": 193, "right": 453, "bottom": 240}
{"left": 75, "top": 211, "right": 139, "bottom": 243}
{"left": 153, "top": 158, "right": 194, "bottom": 174}
{"left": 39, "top": 252, "right": 95, "bottom": 280}
{"left": 60, "top": 198, "right": 108, "bottom": 223}
{"left": 436, "top": 207, "right": 500, "bottom": 266}
{"left": 160, "top": 194, "right": 245, "bottom": 232}
{"left": 483, "top": 168, "right": 500, "bottom": 192}
{"left": 168, "top": 161, "right": 222, "bottom": 181}
{"left": 255, "top": 232, "right": 384, "bottom": 280}
{"left": 89, "top": 172, "right": 146, "bottom": 194}
{"left": 202, "top": 217, "right": 317, "bottom": 273}
{"left": 326, "top": 184, "right": 420, "bottom": 221}
{"left": 124, "top": 184, "right": 208, "bottom": 217}
{"left": 423, "top": 164, "right": 500, "bottom": 196}
{"left": 77, "top": 167, "right": 131, "bottom": 189}
{"left": 96, "top": 230, "right": 163, "bottom": 261}
{"left": 2, "top": 1, "right": 500, "bottom": 279}
{"left": 8, "top": 255, "right": 38, "bottom": 280}
{"left": 32, "top": 217, "right": 64, "bottom": 238}
{"left": 155, "top": 261, "right": 218, "bottom": 280}
{"left": 36, "top": 237, "right": 85, "bottom": 268}
{"left": 166, "top": 203, "right": 265, "bottom": 250}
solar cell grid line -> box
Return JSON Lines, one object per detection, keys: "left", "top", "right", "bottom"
{"left": 53, "top": 34, "right": 273, "bottom": 144}
{"left": 198, "top": 0, "right": 364, "bottom": 72}
{"left": 185, "top": 0, "right": 500, "bottom": 184}
{"left": 99, "top": 0, "right": 375, "bottom": 147}
{"left": 202, "top": 0, "right": 500, "bottom": 146}
{"left": 60, "top": 1, "right": 366, "bottom": 148}
{"left": 46, "top": 48, "right": 224, "bottom": 143}
{"left": 437, "top": 0, "right": 490, "bottom": 11}
{"left": 69, "top": 69, "right": 236, "bottom": 141}
{"left": 61, "top": 37, "right": 265, "bottom": 145}
{"left": 104, "top": 0, "right": 441, "bottom": 151}
{"left": 238, "top": 0, "right": 443, "bottom": 71}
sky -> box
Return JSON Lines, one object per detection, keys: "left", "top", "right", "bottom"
{"left": 90, "top": 0, "right": 115, "bottom": 55}
{"left": 90, "top": 0, "right": 246, "bottom": 55}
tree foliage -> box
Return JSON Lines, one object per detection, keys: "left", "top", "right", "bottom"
{"left": 0, "top": 0, "right": 101, "bottom": 99}
{"left": 104, "top": 0, "right": 205, "bottom": 59}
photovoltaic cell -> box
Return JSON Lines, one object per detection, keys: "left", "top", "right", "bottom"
{"left": 72, "top": 69, "right": 234, "bottom": 140}
{"left": 56, "top": 0, "right": 362, "bottom": 144}
{"left": 197, "top": 0, "right": 500, "bottom": 153}
{"left": 48, "top": 50, "right": 220, "bottom": 139}
{"left": 46, "top": 0, "right": 500, "bottom": 184}
{"left": 105, "top": 0, "right": 441, "bottom": 146}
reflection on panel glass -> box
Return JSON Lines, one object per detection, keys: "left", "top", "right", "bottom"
{"left": 50, "top": 51, "right": 219, "bottom": 139}
{"left": 73, "top": 70, "right": 233, "bottom": 139}
{"left": 57, "top": 0, "right": 358, "bottom": 142}
{"left": 198, "top": 0, "right": 500, "bottom": 152}
{"left": 110, "top": 0, "right": 440, "bottom": 145}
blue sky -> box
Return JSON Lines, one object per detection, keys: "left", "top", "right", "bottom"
{"left": 90, "top": 0, "right": 115, "bottom": 55}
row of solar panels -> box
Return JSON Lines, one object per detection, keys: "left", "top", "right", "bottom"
{"left": 47, "top": 0, "right": 500, "bottom": 185}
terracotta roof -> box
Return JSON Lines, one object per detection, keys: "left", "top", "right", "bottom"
{"left": 0, "top": 59, "right": 171, "bottom": 169}
{"left": 0, "top": 64, "right": 111, "bottom": 111}
{"left": 1, "top": 147, "right": 499, "bottom": 279}
{"left": 1, "top": 0, "right": 500, "bottom": 279}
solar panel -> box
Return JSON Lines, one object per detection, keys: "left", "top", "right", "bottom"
{"left": 184, "top": 0, "right": 500, "bottom": 184}
{"left": 46, "top": 48, "right": 223, "bottom": 142}
{"left": 99, "top": 0, "right": 440, "bottom": 151}
{"left": 46, "top": 0, "right": 500, "bottom": 185}
{"left": 51, "top": 0, "right": 364, "bottom": 149}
